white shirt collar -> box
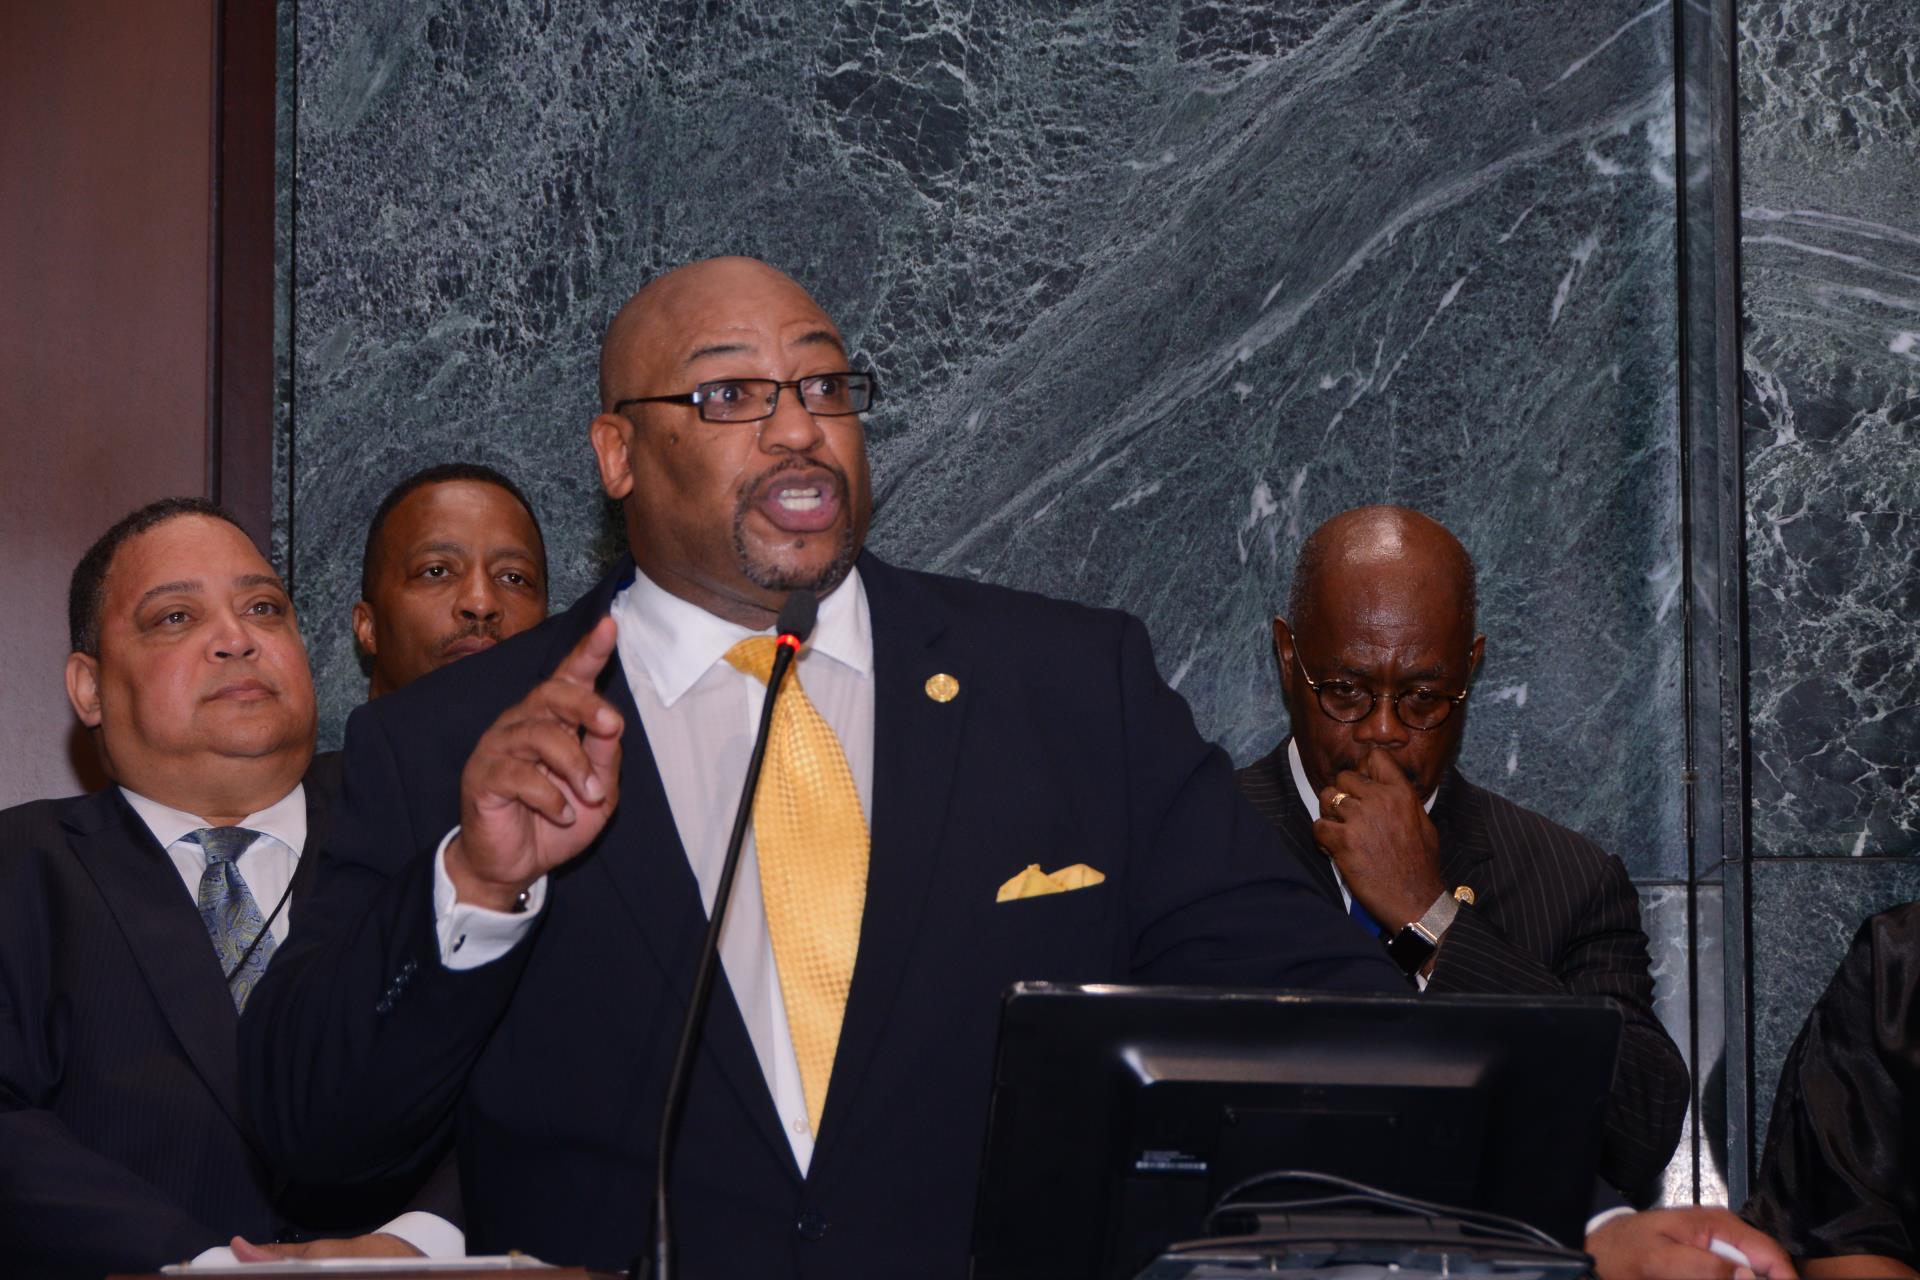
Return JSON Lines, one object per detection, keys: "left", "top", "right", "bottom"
{"left": 610, "top": 564, "right": 873, "bottom": 707}
{"left": 119, "top": 782, "right": 309, "bottom": 856}
{"left": 1285, "top": 737, "right": 1437, "bottom": 822}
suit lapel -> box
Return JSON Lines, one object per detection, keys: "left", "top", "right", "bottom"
{"left": 811, "top": 556, "right": 971, "bottom": 1175}
{"left": 62, "top": 789, "right": 246, "bottom": 1132}
{"left": 564, "top": 563, "right": 795, "bottom": 1175}
{"left": 1248, "top": 742, "right": 1343, "bottom": 905}
{"left": 1430, "top": 769, "right": 1494, "bottom": 894}
{"left": 291, "top": 772, "right": 331, "bottom": 901}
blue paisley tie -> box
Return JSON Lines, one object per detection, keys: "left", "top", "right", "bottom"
{"left": 189, "top": 826, "right": 278, "bottom": 1011}
{"left": 1348, "top": 895, "right": 1384, "bottom": 939}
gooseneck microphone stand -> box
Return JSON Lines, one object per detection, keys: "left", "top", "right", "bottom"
{"left": 637, "top": 588, "right": 819, "bottom": 1280}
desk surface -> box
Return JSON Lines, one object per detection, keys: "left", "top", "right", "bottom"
{"left": 112, "top": 1269, "right": 618, "bottom": 1280}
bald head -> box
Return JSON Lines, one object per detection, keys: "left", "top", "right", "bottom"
{"left": 598, "top": 257, "right": 841, "bottom": 411}
{"left": 1273, "top": 505, "right": 1484, "bottom": 800}
{"left": 586, "top": 255, "right": 873, "bottom": 629}
{"left": 1288, "top": 505, "right": 1476, "bottom": 638}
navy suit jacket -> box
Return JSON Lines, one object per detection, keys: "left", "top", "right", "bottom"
{"left": 240, "top": 554, "right": 1404, "bottom": 1277}
{"left": 0, "top": 777, "right": 455, "bottom": 1279}
{"left": 1235, "top": 742, "right": 1689, "bottom": 1205}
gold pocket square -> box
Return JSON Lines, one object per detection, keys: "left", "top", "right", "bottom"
{"left": 995, "top": 862, "right": 1107, "bottom": 902}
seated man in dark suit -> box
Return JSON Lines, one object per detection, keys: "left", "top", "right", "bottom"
{"left": 0, "top": 498, "right": 459, "bottom": 1278}
{"left": 1235, "top": 505, "right": 1689, "bottom": 1204}
{"left": 239, "top": 256, "right": 1406, "bottom": 1277}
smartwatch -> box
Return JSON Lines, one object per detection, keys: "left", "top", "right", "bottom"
{"left": 1385, "top": 889, "right": 1464, "bottom": 977}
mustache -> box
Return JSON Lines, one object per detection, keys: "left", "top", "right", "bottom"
{"left": 740, "top": 454, "right": 848, "bottom": 507}
{"left": 437, "top": 621, "right": 502, "bottom": 652}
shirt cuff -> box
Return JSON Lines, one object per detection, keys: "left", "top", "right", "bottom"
{"left": 432, "top": 826, "right": 547, "bottom": 970}
{"left": 190, "top": 1245, "right": 238, "bottom": 1266}
{"left": 377, "top": 1210, "right": 465, "bottom": 1259}
{"left": 1586, "top": 1205, "right": 1637, "bottom": 1238}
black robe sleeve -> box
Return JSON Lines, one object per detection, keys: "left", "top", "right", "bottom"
{"left": 1745, "top": 901, "right": 1920, "bottom": 1270}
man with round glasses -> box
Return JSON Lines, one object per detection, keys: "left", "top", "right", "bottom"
{"left": 1235, "top": 505, "right": 1689, "bottom": 1206}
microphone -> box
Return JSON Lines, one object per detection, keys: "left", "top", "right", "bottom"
{"left": 642, "top": 588, "right": 819, "bottom": 1280}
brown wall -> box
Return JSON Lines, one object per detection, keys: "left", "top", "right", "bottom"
{"left": 0, "top": 1, "right": 217, "bottom": 806}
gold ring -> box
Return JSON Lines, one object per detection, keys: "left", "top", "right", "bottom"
{"left": 1329, "top": 791, "right": 1349, "bottom": 811}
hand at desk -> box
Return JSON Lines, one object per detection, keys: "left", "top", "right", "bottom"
{"left": 229, "top": 1231, "right": 425, "bottom": 1260}
{"left": 1588, "top": 1207, "right": 1796, "bottom": 1280}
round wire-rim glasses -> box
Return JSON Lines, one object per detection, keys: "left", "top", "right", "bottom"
{"left": 1296, "top": 654, "right": 1471, "bottom": 732}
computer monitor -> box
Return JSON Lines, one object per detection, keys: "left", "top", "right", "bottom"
{"left": 969, "top": 984, "right": 1622, "bottom": 1280}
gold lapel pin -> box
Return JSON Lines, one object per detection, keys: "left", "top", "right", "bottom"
{"left": 924, "top": 673, "right": 960, "bottom": 703}
{"left": 1453, "top": 885, "right": 1476, "bottom": 906}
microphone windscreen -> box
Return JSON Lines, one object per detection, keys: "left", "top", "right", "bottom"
{"left": 776, "top": 588, "right": 819, "bottom": 645}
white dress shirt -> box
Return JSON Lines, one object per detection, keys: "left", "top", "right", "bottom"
{"left": 125, "top": 785, "right": 306, "bottom": 941}
{"left": 432, "top": 566, "right": 876, "bottom": 1175}
{"left": 120, "top": 784, "right": 464, "bottom": 1263}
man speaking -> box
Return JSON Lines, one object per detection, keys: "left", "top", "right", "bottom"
{"left": 240, "top": 257, "right": 1401, "bottom": 1275}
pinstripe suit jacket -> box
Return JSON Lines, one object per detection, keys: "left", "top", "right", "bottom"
{"left": 0, "top": 780, "right": 453, "bottom": 1278}
{"left": 1235, "top": 740, "right": 1688, "bottom": 1205}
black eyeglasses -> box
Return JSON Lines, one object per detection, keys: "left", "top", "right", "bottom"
{"left": 1297, "top": 654, "right": 1471, "bottom": 731}
{"left": 613, "top": 371, "right": 878, "bottom": 424}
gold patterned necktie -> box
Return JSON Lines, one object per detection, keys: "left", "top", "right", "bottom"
{"left": 724, "top": 635, "right": 870, "bottom": 1137}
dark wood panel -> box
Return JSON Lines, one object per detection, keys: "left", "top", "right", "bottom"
{"left": 211, "top": 0, "right": 280, "bottom": 553}
{"left": 0, "top": 0, "right": 219, "bottom": 805}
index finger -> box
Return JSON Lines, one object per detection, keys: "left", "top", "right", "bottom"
{"left": 552, "top": 614, "right": 618, "bottom": 689}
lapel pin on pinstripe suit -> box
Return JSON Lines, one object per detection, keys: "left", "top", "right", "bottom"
{"left": 924, "top": 673, "right": 959, "bottom": 702}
